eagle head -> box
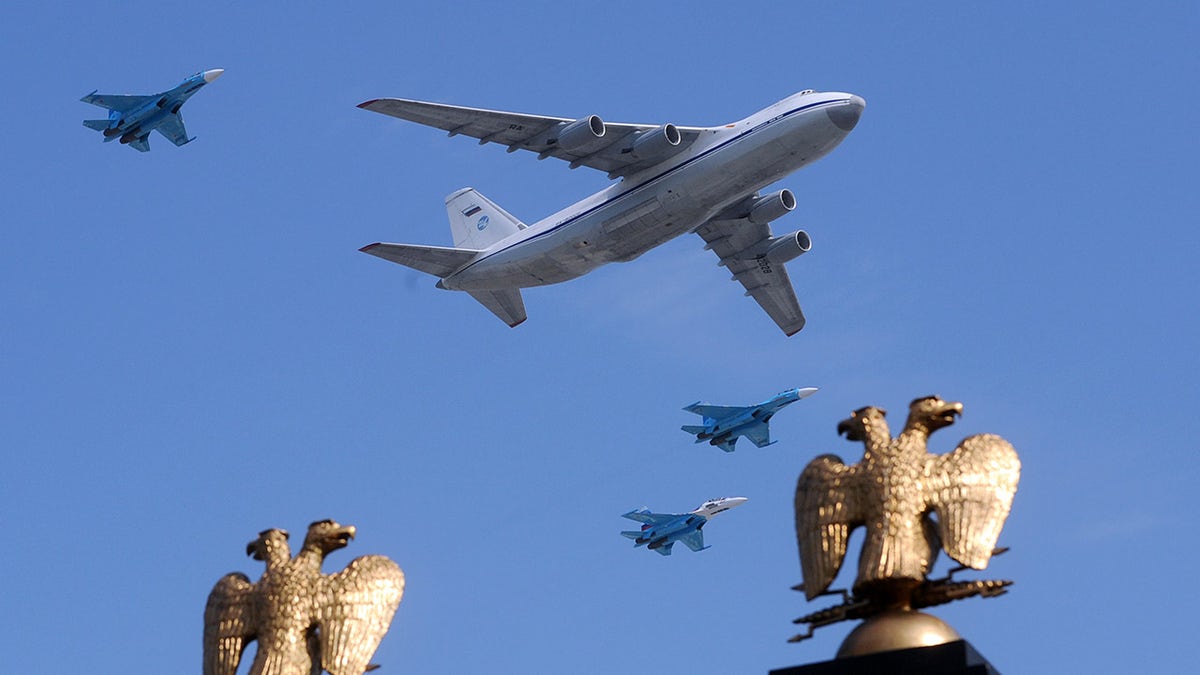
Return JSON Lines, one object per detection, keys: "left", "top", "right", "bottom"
{"left": 304, "top": 519, "right": 357, "bottom": 555}
{"left": 837, "top": 406, "right": 888, "bottom": 441}
{"left": 246, "top": 528, "right": 290, "bottom": 561}
{"left": 905, "top": 395, "right": 963, "bottom": 433}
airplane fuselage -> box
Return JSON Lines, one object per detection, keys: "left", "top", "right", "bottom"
{"left": 438, "top": 92, "right": 863, "bottom": 292}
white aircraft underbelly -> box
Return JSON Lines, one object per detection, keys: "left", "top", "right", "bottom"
{"left": 444, "top": 105, "right": 849, "bottom": 292}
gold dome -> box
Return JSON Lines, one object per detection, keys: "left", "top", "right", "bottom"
{"left": 836, "top": 610, "right": 961, "bottom": 658}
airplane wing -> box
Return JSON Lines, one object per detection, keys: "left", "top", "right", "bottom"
{"left": 679, "top": 529, "right": 707, "bottom": 552}
{"left": 80, "top": 92, "right": 152, "bottom": 113}
{"left": 156, "top": 112, "right": 192, "bottom": 147}
{"left": 694, "top": 215, "right": 806, "bottom": 336}
{"left": 358, "top": 98, "right": 704, "bottom": 179}
{"left": 742, "top": 421, "right": 774, "bottom": 448}
{"left": 621, "top": 509, "right": 677, "bottom": 527}
{"left": 683, "top": 402, "right": 744, "bottom": 419}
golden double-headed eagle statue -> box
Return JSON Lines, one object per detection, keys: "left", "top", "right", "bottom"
{"left": 792, "top": 396, "right": 1020, "bottom": 643}
{"left": 203, "top": 520, "right": 405, "bottom": 675}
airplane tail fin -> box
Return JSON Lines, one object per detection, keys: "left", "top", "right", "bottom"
{"left": 466, "top": 288, "right": 526, "bottom": 328}
{"left": 445, "top": 187, "right": 525, "bottom": 249}
{"left": 620, "top": 530, "right": 644, "bottom": 541}
{"left": 681, "top": 425, "right": 708, "bottom": 436}
{"left": 83, "top": 119, "right": 110, "bottom": 132}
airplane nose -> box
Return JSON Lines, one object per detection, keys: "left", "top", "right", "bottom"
{"left": 826, "top": 95, "right": 865, "bottom": 131}
{"left": 203, "top": 69, "right": 225, "bottom": 83}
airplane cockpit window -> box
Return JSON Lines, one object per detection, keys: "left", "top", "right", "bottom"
{"left": 799, "top": 90, "right": 816, "bottom": 96}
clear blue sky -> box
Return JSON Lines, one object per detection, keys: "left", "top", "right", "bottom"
{"left": 2, "top": 2, "right": 1197, "bottom": 673}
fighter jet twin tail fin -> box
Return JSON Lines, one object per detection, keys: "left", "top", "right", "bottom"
{"left": 360, "top": 187, "right": 527, "bottom": 327}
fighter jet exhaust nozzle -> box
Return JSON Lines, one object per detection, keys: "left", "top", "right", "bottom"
{"left": 118, "top": 130, "right": 139, "bottom": 144}
{"left": 556, "top": 115, "right": 606, "bottom": 151}
{"left": 628, "top": 123, "right": 681, "bottom": 161}
{"left": 747, "top": 189, "right": 796, "bottom": 224}
{"left": 764, "top": 230, "right": 812, "bottom": 265}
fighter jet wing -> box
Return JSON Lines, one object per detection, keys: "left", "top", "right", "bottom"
{"left": 621, "top": 509, "right": 677, "bottom": 527}
{"left": 694, "top": 215, "right": 806, "bottom": 336}
{"left": 683, "top": 402, "right": 744, "bottom": 419}
{"left": 80, "top": 92, "right": 152, "bottom": 113}
{"left": 358, "top": 98, "right": 703, "bottom": 179}
{"left": 679, "top": 529, "right": 707, "bottom": 552}
{"left": 156, "top": 112, "right": 192, "bottom": 147}
{"left": 742, "top": 421, "right": 774, "bottom": 448}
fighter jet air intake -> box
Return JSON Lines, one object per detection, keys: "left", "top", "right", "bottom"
{"left": 358, "top": 91, "right": 864, "bottom": 334}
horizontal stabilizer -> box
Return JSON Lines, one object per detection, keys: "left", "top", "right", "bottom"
{"left": 620, "top": 530, "right": 643, "bottom": 541}
{"left": 681, "top": 425, "right": 708, "bottom": 435}
{"left": 465, "top": 288, "right": 527, "bottom": 327}
{"left": 83, "top": 119, "right": 110, "bottom": 132}
{"left": 655, "top": 543, "right": 675, "bottom": 556}
{"left": 360, "top": 242, "right": 478, "bottom": 278}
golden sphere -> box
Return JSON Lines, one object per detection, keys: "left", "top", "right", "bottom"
{"left": 836, "top": 610, "right": 961, "bottom": 658}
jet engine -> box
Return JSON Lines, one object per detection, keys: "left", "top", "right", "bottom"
{"left": 555, "top": 115, "right": 606, "bottom": 151}
{"left": 628, "top": 124, "right": 681, "bottom": 161}
{"left": 762, "top": 230, "right": 812, "bottom": 265}
{"left": 747, "top": 189, "right": 796, "bottom": 224}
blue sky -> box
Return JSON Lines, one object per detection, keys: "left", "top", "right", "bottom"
{"left": 2, "top": 2, "right": 1197, "bottom": 673}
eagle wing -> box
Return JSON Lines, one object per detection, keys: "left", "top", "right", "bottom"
{"left": 317, "top": 555, "right": 405, "bottom": 675}
{"left": 795, "top": 454, "right": 862, "bottom": 599}
{"left": 203, "top": 572, "right": 256, "bottom": 675}
{"left": 928, "top": 433, "right": 1021, "bottom": 569}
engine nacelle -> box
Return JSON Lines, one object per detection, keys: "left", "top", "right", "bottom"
{"left": 763, "top": 230, "right": 812, "bottom": 265}
{"left": 747, "top": 189, "right": 796, "bottom": 224}
{"left": 556, "top": 115, "right": 606, "bottom": 151}
{"left": 628, "top": 124, "right": 681, "bottom": 161}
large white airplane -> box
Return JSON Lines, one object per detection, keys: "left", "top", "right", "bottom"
{"left": 357, "top": 89, "right": 864, "bottom": 335}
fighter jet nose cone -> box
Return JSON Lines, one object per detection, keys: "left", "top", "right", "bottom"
{"left": 203, "top": 69, "right": 225, "bottom": 83}
{"left": 827, "top": 95, "right": 865, "bottom": 131}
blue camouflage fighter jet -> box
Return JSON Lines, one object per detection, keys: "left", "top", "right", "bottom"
{"left": 620, "top": 497, "right": 747, "bottom": 556}
{"left": 81, "top": 69, "right": 224, "bottom": 152}
{"left": 682, "top": 387, "right": 817, "bottom": 452}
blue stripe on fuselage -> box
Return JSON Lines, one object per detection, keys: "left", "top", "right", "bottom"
{"left": 446, "top": 97, "right": 851, "bottom": 280}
